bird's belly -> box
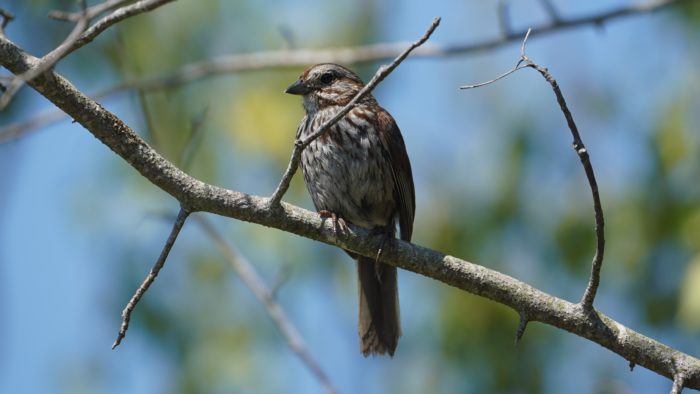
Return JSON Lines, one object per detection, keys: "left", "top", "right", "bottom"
{"left": 301, "top": 128, "right": 395, "bottom": 229}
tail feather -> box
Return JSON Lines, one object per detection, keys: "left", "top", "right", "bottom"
{"left": 357, "top": 256, "right": 401, "bottom": 357}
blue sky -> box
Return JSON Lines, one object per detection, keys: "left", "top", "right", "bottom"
{"left": 1, "top": 1, "right": 699, "bottom": 393}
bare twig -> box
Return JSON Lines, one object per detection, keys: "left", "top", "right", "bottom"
{"left": 0, "top": 1, "right": 89, "bottom": 110}
{"left": 460, "top": 28, "right": 532, "bottom": 90}
{"left": 180, "top": 105, "right": 210, "bottom": 171}
{"left": 460, "top": 28, "right": 605, "bottom": 311}
{"left": 515, "top": 312, "right": 529, "bottom": 344}
{"left": 112, "top": 207, "right": 190, "bottom": 349}
{"left": 2, "top": 35, "right": 700, "bottom": 387}
{"left": 671, "top": 373, "right": 686, "bottom": 394}
{"left": 1, "top": 0, "right": 688, "bottom": 140}
{"left": 538, "top": 0, "right": 563, "bottom": 23}
{"left": 0, "top": 8, "right": 14, "bottom": 36}
{"left": 69, "top": 0, "right": 176, "bottom": 54}
{"left": 49, "top": 0, "right": 127, "bottom": 22}
{"left": 269, "top": 16, "right": 441, "bottom": 205}
{"left": 195, "top": 216, "right": 338, "bottom": 394}
{"left": 136, "top": 89, "right": 159, "bottom": 147}
{"left": 0, "top": 0, "right": 175, "bottom": 110}
{"left": 520, "top": 47, "right": 606, "bottom": 311}
{"left": 459, "top": 63, "right": 528, "bottom": 89}
{"left": 497, "top": 0, "right": 513, "bottom": 37}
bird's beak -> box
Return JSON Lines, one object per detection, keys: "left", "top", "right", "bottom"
{"left": 285, "top": 79, "right": 310, "bottom": 95}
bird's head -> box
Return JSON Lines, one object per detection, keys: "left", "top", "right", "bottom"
{"left": 285, "top": 63, "right": 371, "bottom": 114}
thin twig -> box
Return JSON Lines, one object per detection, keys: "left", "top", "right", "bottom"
{"left": 180, "top": 105, "right": 210, "bottom": 171}
{"left": 136, "top": 89, "right": 159, "bottom": 148}
{"left": 460, "top": 29, "right": 532, "bottom": 89}
{"left": 49, "top": 0, "right": 127, "bottom": 22}
{"left": 538, "top": 0, "right": 563, "bottom": 23}
{"left": 460, "top": 28, "right": 605, "bottom": 311}
{"left": 497, "top": 0, "right": 513, "bottom": 37}
{"left": 0, "top": 83, "right": 123, "bottom": 143}
{"left": 459, "top": 63, "right": 528, "bottom": 89}
{"left": 0, "top": 0, "right": 174, "bottom": 110}
{"left": 69, "top": 0, "right": 176, "bottom": 54}
{"left": 268, "top": 16, "right": 441, "bottom": 205}
{"left": 270, "top": 265, "right": 292, "bottom": 299}
{"left": 1, "top": 0, "right": 688, "bottom": 140}
{"left": 0, "top": 1, "right": 89, "bottom": 110}
{"left": 519, "top": 48, "right": 606, "bottom": 311}
{"left": 195, "top": 215, "right": 338, "bottom": 394}
{"left": 0, "top": 8, "right": 14, "bottom": 36}
{"left": 515, "top": 312, "right": 529, "bottom": 344}
{"left": 112, "top": 207, "right": 190, "bottom": 349}
{"left": 671, "top": 373, "right": 686, "bottom": 394}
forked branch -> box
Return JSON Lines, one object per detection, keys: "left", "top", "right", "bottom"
{"left": 112, "top": 207, "right": 190, "bottom": 349}
{"left": 0, "top": 0, "right": 175, "bottom": 110}
{"left": 461, "top": 29, "right": 605, "bottom": 311}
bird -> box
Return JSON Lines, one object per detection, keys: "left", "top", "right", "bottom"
{"left": 285, "top": 63, "right": 415, "bottom": 356}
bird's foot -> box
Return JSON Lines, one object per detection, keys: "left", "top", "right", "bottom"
{"left": 373, "top": 228, "right": 395, "bottom": 282}
{"left": 318, "top": 210, "right": 348, "bottom": 237}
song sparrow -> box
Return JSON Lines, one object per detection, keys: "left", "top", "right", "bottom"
{"left": 285, "top": 63, "right": 415, "bottom": 356}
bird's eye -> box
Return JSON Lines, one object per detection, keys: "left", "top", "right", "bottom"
{"left": 320, "top": 72, "right": 334, "bottom": 84}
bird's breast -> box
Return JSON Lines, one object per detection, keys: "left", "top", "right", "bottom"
{"left": 299, "top": 107, "right": 396, "bottom": 229}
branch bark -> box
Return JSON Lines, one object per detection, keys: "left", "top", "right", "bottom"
{"left": 2, "top": 27, "right": 700, "bottom": 389}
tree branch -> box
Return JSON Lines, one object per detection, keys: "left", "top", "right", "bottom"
{"left": 672, "top": 372, "right": 686, "bottom": 394}
{"left": 0, "top": 0, "right": 89, "bottom": 110}
{"left": 69, "top": 0, "right": 176, "bottom": 55}
{"left": 1, "top": 30, "right": 699, "bottom": 389}
{"left": 0, "top": 8, "right": 14, "bottom": 37}
{"left": 269, "top": 17, "right": 441, "bottom": 205}
{"left": 0, "top": 0, "right": 175, "bottom": 110}
{"left": 520, "top": 57, "right": 606, "bottom": 311}
{"left": 112, "top": 206, "right": 190, "bottom": 349}
{"left": 195, "top": 215, "right": 338, "bottom": 394}
{"left": 48, "top": 0, "right": 128, "bottom": 22}
{"left": 461, "top": 28, "right": 606, "bottom": 311}
{"left": 1, "top": 0, "right": 690, "bottom": 141}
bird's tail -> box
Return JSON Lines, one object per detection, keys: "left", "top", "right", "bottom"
{"left": 357, "top": 255, "right": 401, "bottom": 357}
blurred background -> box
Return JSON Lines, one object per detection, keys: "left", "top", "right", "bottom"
{"left": 1, "top": 0, "right": 700, "bottom": 393}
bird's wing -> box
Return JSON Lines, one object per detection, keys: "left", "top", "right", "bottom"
{"left": 377, "top": 108, "right": 415, "bottom": 242}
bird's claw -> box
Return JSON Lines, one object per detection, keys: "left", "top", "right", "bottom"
{"left": 374, "top": 230, "right": 394, "bottom": 282}
{"left": 319, "top": 210, "right": 348, "bottom": 237}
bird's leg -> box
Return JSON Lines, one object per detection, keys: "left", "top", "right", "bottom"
{"left": 373, "top": 226, "right": 395, "bottom": 282}
{"left": 318, "top": 210, "right": 348, "bottom": 237}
